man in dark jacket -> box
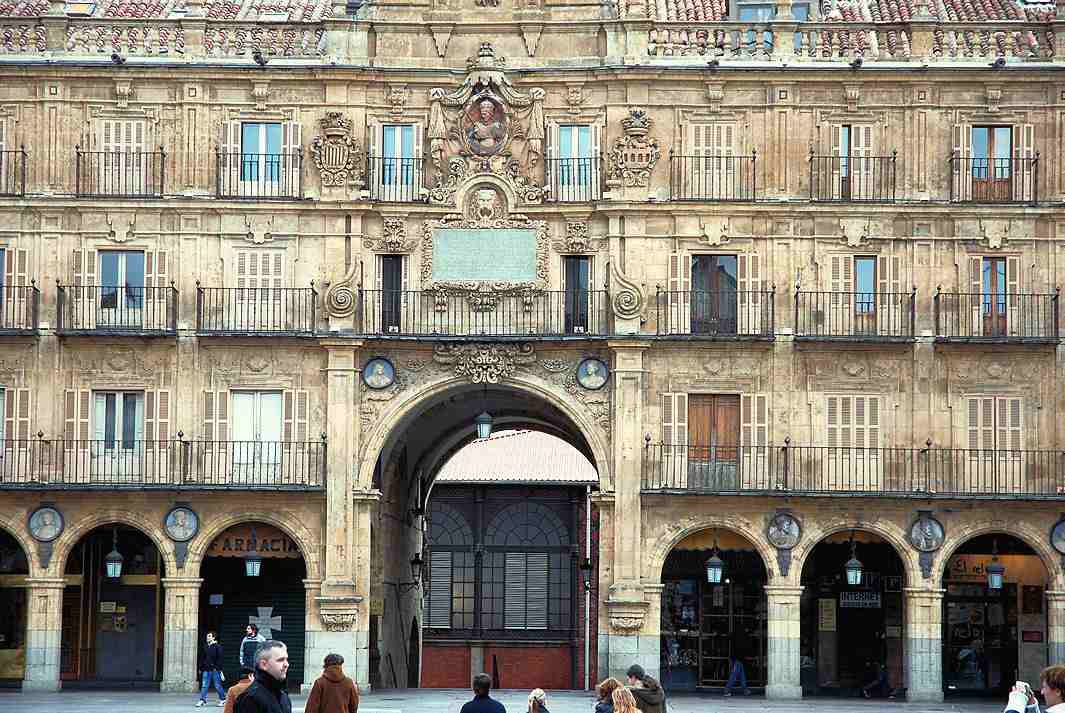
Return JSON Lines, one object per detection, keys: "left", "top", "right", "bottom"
{"left": 459, "top": 672, "right": 506, "bottom": 713}
{"left": 304, "top": 653, "right": 360, "bottom": 713}
{"left": 235, "top": 640, "right": 292, "bottom": 713}
{"left": 197, "top": 631, "right": 226, "bottom": 707}
{"left": 239, "top": 624, "right": 266, "bottom": 671}
{"left": 626, "top": 664, "right": 665, "bottom": 713}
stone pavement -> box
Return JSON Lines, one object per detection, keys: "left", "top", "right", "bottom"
{"left": 0, "top": 689, "right": 1011, "bottom": 713}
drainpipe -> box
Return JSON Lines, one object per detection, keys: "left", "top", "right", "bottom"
{"left": 585, "top": 484, "right": 592, "bottom": 691}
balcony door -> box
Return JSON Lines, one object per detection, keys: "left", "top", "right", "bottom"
{"left": 92, "top": 391, "right": 143, "bottom": 480}
{"left": 235, "top": 250, "right": 284, "bottom": 331}
{"left": 98, "top": 251, "right": 145, "bottom": 330}
{"left": 980, "top": 257, "right": 1008, "bottom": 337}
{"left": 832, "top": 124, "right": 873, "bottom": 201}
{"left": 97, "top": 119, "right": 147, "bottom": 195}
{"left": 967, "top": 397, "right": 1023, "bottom": 493}
{"left": 563, "top": 256, "right": 591, "bottom": 334}
{"left": 971, "top": 126, "right": 1012, "bottom": 202}
{"left": 688, "top": 395, "right": 740, "bottom": 490}
{"left": 241, "top": 122, "right": 283, "bottom": 188}
{"left": 691, "top": 255, "right": 738, "bottom": 335}
{"left": 231, "top": 391, "right": 283, "bottom": 483}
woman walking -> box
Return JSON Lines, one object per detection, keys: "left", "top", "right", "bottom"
{"left": 595, "top": 678, "right": 621, "bottom": 713}
{"left": 611, "top": 687, "right": 640, "bottom": 713}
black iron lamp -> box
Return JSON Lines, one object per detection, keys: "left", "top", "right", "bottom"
{"left": 245, "top": 526, "right": 263, "bottom": 577}
{"left": 845, "top": 531, "right": 863, "bottom": 587}
{"left": 104, "top": 528, "right": 124, "bottom": 579}
{"left": 705, "top": 538, "right": 724, "bottom": 585}
{"left": 987, "top": 539, "right": 1005, "bottom": 590}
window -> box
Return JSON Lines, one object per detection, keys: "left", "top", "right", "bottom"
{"left": 377, "top": 254, "right": 407, "bottom": 333}
{"left": 94, "top": 391, "right": 143, "bottom": 450}
{"left": 666, "top": 253, "right": 761, "bottom": 334}
{"left": 971, "top": 126, "right": 1012, "bottom": 201}
{"left": 235, "top": 250, "right": 285, "bottom": 330}
{"left": 241, "top": 122, "right": 282, "bottom": 182}
{"left": 370, "top": 124, "right": 422, "bottom": 201}
{"left": 826, "top": 395, "right": 882, "bottom": 491}
{"left": 691, "top": 255, "right": 738, "bottom": 334}
{"left": 953, "top": 123, "right": 1033, "bottom": 203}
{"left": 968, "top": 256, "right": 1018, "bottom": 337}
{"left": 550, "top": 124, "right": 600, "bottom": 201}
{"left": 968, "top": 397, "right": 1022, "bottom": 452}
{"left": 687, "top": 124, "right": 747, "bottom": 200}
{"left": 425, "top": 502, "right": 475, "bottom": 630}
{"left": 96, "top": 119, "right": 147, "bottom": 194}
{"left": 99, "top": 250, "right": 145, "bottom": 328}
{"left": 1, "top": 389, "right": 30, "bottom": 448}
{"left": 735, "top": 3, "right": 808, "bottom": 47}
{"left": 219, "top": 119, "right": 301, "bottom": 198}
{"left": 832, "top": 124, "right": 873, "bottom": 200}
{"left": 382, "top": 124, "right": 414, "bottom": 185}
{"left": 563, "top": 256, "right": 591, "bottom": 334}
{"left": 687, "top": 394, "right": 740, "bottom": 489}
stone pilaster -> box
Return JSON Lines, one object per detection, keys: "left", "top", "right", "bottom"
{"left": 904, "top": 588, "right": 944, "bottom": 703}
{"left": 22, "top": 578, "right": 64, "bottom": 691}
{"left": 321, "top": 340, "right": 359, "bottom": 592}
{"left": 160, "top": 577, "right": 202, "bottom": 693}
{"left": 765, "top": 585, "right": 803, "bottom": 700}
{"left": 1047, "top": 590, "right": 1065, "bottom": 664}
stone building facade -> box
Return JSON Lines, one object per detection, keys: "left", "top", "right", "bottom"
{"left": 0, "top": 0, "right": 1064, "bottom": 701}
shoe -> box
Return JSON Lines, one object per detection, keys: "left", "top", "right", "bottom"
{"left": 196, "top": 701, "right": 206, "bottom": 708}
{"left": 863, "top": 690, "right": 871, "bottom": 699}
{"left": 723, "top": 691, "right": 731, "bottom": 697}
{"left": 217, "top": 701, "right": 226, "bottom": 707}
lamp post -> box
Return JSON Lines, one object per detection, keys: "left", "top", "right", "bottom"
{"left": 845, "top": 532, "right": 863, "bottom": 587}
{"left": 987, "top": 539, "right": 1005, "bottom": 590}
{"left": 104, "top": 528, "right": 124, "bottom": 579}
{"left": 705, "top": 538, "right": 724, "bottom": 585}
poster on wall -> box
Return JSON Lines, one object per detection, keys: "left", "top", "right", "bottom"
{"left": 818, "top": 598, "right": 836, "bottom": 632}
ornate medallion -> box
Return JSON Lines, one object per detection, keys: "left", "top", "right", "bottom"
{"left": 363, "top": 357, "right": 397, "bottom": 390}
{"left": 28, "top": 506, "right": 64, "bottom": 542}
{"left": 164, "top": 506, "right": 199, "bottom": 542}
{"left": 311, "top": 112, "right": 364, "bottom": 188}
{"left": 576, "top": 358, "right": 609, "bottom": 390}
{"left": 766, "top": 513, "right": 801, "bottom": 549}
{"left": 908, "top": 515, "right": 945, "bottom": 553}
{"left": 1051, "top": 519, "right": 1065, "bottom": 555}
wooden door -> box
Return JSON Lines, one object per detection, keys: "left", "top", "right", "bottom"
{"left": 689, "top": 395, "right": 740, "bottom": 489}
{"left": 982, "top": 257, "right": 1007, "bottom": 337}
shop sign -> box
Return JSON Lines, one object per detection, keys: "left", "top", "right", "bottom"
{"left": 840, "top": 591, "right": 882, "bottom": 608}
{"left": 207, "top": 524, "right": 301, "bottom": 559}
{"left": 818, "top": 598, "right": 836, "bottom": 631}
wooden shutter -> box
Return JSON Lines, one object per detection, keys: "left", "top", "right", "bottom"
{"left": 504, "top": 552, "right": 548, "bottom": 630}
{"left": 367, "top": 121, "right": 380, "bottom": 199}
{"left": 967, "top": 397, "right": 995, "bottom": 450}
{"left": 64, "top": 389, "right": 91, "bottom": 448}
{"left": 967, "top": 255, "right": 983, "bottom": 337}
{"left": 661, "top": 392, "right": 688, "bottom": 488}
{"left": 1006, "top": 256, "right": 1020, "bottom": 335}
{"left": 738, "top": 252, "right": 762, "bottom": 334}
{"left": 504, "top": 552, "right": 527, "bottom": 629}
{"left": 72, "top": 247, "right": 97, "bottom": 306}
{"left": 740, "top": 392, "right": 768, "bottom": 489}
{"left": 854, "top": 124, "right": 874, "bottom": 197}
{"left": 0, "top": 118, "right": 5, "bottom": 152}
{"left": 4, "top": 248, "right": 28, "bottom": 329}
{"left": 145, "top": 390, "right": 171, "bottom": 444}
{"left": 220, "top": 120, "right": 241, "bottom": 189}
{"left": 282, "top": 389, "right": 309, "bottom": 442}
{"left": 3, "top": 388, "right": 29, "bottom": 444}
{"left": 1014, "top": 123, "right": 1034, "bottom": 201}
{"left": 831, "top": 124, "right": 843, "bottom": 200}
{"left": 411, "top": 123, "right": 424, "bottom": 199}
{"left": 203, "top": 390, "right": 229, "bottom": 442}
{"left": 427, "top": 551, "right": 453, "bottom": 628}
{"left": 953, "top": 123, "right": 973, "bottom": 200}
{"left": 281, "top": 120, "right": 302, "bottom": 193}
{"left": 590, "top": 123, "right": 602, "bottom": 200}
{"left": 997, "top": 397, "right": 1022, "bottom": 451}
{"left": 145, "top": 251, "right": 168, "bottom": 330}
{"left": 827, "top": 395, "right": 880, "bottom": 447}
{"left": 667, "top": 252, "right": 691, "bottom": 334}
{"left": 877, "top": 253, "right": 902, "bottom": 334}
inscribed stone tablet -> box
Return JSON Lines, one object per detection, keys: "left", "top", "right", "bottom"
{"left": 432, "top": 228, "right": 538, "bottom": 282}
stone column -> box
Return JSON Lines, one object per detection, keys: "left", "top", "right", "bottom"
{"left": 1047, "top": 590, "right": 1065, "bottom": 664}
{"left": 765, "top": 585, "right": 803, "bottom": 700}
{"left": 161, "top": 577, "right": 202, "bottom": 693}
{"left": 904, "top": 588, "right": 944, "bottom": 703}
{"left": 604, "top": 342, "right": 652, "bottom": 680}
{"left": 22, "top": 578, "right": 64, "bottom": 691}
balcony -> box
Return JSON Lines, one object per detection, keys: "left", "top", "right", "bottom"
{"left": 642, "top": 442, "right": 1065, "bottom": 499}
{"left": 0, "top": 438, "right": 325, "bottom": 490}
{"left": 544, "top": 157, "right": 603, "bottom": 202}
{"left": 75, "top": 147, "right": 165, "bottom": 198}
{"left": 654, "top": 289, "right": 774, "bottom": 339}
{"left": 196, "top": 285, "right": 319, "bottom": 336}
{"left": 0, "top": 148, "right": 26, "bottom": 197}
{"left": 795, "top": 290, "right": 915, "bottom": 341}
{"left": 0, "top": 284, "right": 40, "bottom": 335}
{"left": 949, "top": 153, "right": 1038, "bottom": 204}
{"left": 216, "top": 151, "right": 303, "bottom": 200}
{"left": 357, "top": 289, "right": 610, "bottom": 337}
{"left": 809, "top": 152, "right": 897, "bottom": 203}
{"left": 56, "top": 284, "right": 178, "bottom": 336}
{"left": 367, "top": 156, "right": 425, "bottom": 203}
{"left": 669, "top": 153, "right": 757, "bottom": 202}
{"left": 934, "top": 291, "right": 1060, "bottom": 343}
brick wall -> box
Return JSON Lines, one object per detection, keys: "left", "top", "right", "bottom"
{"left": 421, "top": 644, "right": 471, "bottom": 688}
{"left": 484, "top": 645, "right": 573, "bottom": 690}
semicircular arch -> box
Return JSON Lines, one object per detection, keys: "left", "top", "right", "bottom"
{"left": 51, "top": 509, "right": 176, "bottom": 578}
{"left": 936, "top": 520, "right": 1061, "bottom": 590}
{"left": 0, "top": 511, "right": 38, "bottom": 577}
{"left": 184, "top": 510, "right": 320, "bottom": 580}
{"left": 790, "top": 518, "right": 918, "bottom": 588}
{"left": 647, "top": 514, "right": 776, "bottom": 583}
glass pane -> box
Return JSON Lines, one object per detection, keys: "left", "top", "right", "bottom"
{"left": 971, "top": 126, "right": 989, "bottom": 163}
{"left": 265, "top": 124, "right": 283, "bottom": 182}
{"left": 855, "top": 257, "right": 876, "bottom": 295}
{"left": 558, "top": 126, "right": 573, "bottom": 160}
{"left": 400, "top": 125, "right": 414, "bottom": 160}
{"left": 104, "top": 393, "right": 116, "bottom": 448}
{"left": 382, "top": 126, "right": 397, "bottom": 159}
{"left": 265, "top": 123, "right": 282, "bottom": 154}
{"left": 840, "top": 126, "right": 850, "bottom": 177}
{"left": 100, "top": 252, "right": 119, "bottom": 287}
{"left": 241, "top": 123, "right": 261, "bottom": 181}
{"left": 993, "top": 127, "right": 1012, "bottom": 160}
{"left": 577, "top": 126, "right": 591, "bottom": 157}
{"left": 400, "top": 126, "right": 414, "bottom": 186}
{"left": 121, "top": 394, "right": 138, "bottom": 449}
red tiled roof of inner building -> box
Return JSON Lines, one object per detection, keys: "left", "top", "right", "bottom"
{"left": 434, "top": 430, "right": 599, "bottom": 485}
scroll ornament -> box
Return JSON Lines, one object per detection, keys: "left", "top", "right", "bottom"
{"left": 610, "top": 260, "right": 644, "bottom": 320}
{"left": 323, "top": 262, "right": 358, "bottom": 318}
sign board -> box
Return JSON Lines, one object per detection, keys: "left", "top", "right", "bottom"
{"left": 818, "top": 598, "right": 836, "bottom": 632}
{"left": 99, "top": 601, "right": 117, "bottom": 613}
{"left": 1023, "top": 630, "right": 1044, "bottom": 643}
{"left": 840, "top": 591, "right": 882, "bottom": 609}
{"left": 209, "top": 594, "right": 224, "bottom": 606}
{"left": 207, "top": 524, "right": 301, "bottom": 559}
{"left": 432, "top": 228, "right": 538, "bottom": 282}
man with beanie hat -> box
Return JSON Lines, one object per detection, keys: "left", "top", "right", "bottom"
{"left": 625, "top": 664, "right": 665, "bottom": 713}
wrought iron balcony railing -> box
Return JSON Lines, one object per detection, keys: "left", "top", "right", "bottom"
{"left": 56, "top": 284, "right": 178, "bottom": 335}
{"left": 809, "top": 151, "right": 897, "bottom": 203}
{"left": 358, "top": 289, "right": 610, "bottom": 337}
{"left": 0, "top": 437, "right": 325, "bottom": 490}
{"left": 934, "top": 290, "right": 1060, "bottom": 342}
{"left": 669, "top": 153, "right": 758, "bottom": 202}
{"left": 196, "top": 285, "right": 318, "bottom": 335}
{"left": 216, "top": 151, "right": 303, "bottom": 200}
{"left": 0, "top": 148, "right": 27, "bottom": 197}
{"left": 655, "top": 289, "right": 774, "bottom": 337}
{"left": 795, "top": 289, "right": 915, "bottom": 340}
{"left": 544, "top": 157, "right": 604, "bottom": 202}
{"left": 75, "top": 147, "right": 165, "bottom": 198}
{"left": 642, "top": 442, "right": 1065, "bottom": 499}
{"left": 0, "top": 284, "right": 40, "bottom": 334}
{"left": 367, "top": 156, "right": 425, "bottom": 203}
{"left": 949, "top": 153, "right": 1039, "bottom": 204}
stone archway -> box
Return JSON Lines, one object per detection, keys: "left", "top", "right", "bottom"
{"left": 50, "top": 509, "right": 175, "bottom": 579}
{"left": 0, "top": 524, "right": 31, "bottom": 684}
{"left": 185, "top": 509, "right": 321, "bottom": 581}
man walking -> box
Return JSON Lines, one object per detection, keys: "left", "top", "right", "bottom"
{"left": 239, "top": 624, "right": 265, "bottom": 671}
{"left": 304, "top": 653, "right": 360, "bottom": 713}
{"left": 235, "top": 641, "right": 291, "bottom": 713}
{"left": 625, "top": 664, "right": 665, "bottom": 713}
{"left": 460, "top": 672, "right": 506, "bottom": 713}
{"left": 197, "top": 631, "right": 226, "bottom": 707}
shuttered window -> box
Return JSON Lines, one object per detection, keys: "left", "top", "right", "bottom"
{"left": 504, "top": 552, "right": 549, "bottom": 630}
{"left": 826, "top": 395, "right": 881, "bottom": 449}
{"left": 967, "top": 397, "right": 1022, "bottom": 451}
{"left": 1, "top": 389, "right": 30, "bottom": 445}
{"left": 426, "top": 550, "right": 453, "bottom": 629}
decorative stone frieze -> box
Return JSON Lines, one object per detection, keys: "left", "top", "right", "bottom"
{"left": 433, "top": 342, "right": 536, "bottom": 384}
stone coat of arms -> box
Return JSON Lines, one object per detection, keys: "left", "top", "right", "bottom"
{"left": 311, "top": 112, "right": 364, "bottom": 188}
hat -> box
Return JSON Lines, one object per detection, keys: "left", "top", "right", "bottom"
{"left": 626, "top": 664, "right": 645, "bottom": 680}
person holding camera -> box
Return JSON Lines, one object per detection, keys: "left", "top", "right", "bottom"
{"left": 1005, "top": 665, "right": 1065, "bottom": 713}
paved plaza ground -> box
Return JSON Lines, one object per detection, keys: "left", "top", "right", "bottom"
{"left": 0, "top": 689, "right": 1011, "bottom": 713}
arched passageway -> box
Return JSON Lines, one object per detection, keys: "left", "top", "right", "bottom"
{"left": 659, "top": 528, "right": 768, "bottom": 692}
{"left": 800, "top": 530, "right": 907, "bottom": 698}
{"left": 61, "top": 525, "right": 165, "bottom": 685}
{"left": 941, "top": 533, "right": 1048, "bottom": 698}
{"left": 197, "top": 521, "right": 308, "bottom": 691}
{"left": 0, "top": 528, "right": 29, "bottom": 686}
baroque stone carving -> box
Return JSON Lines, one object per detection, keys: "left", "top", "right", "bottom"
{"left": 363, "top": 217, "right": 416, "bottom": 253}
{"left": 426, "top": 43, "right": 547, "bottom": 206}
{"left": 311, "top": 112, "right": 364, "bottom": 188}
{"left": 551, "top": 220, "right": 604, "bottom": 254}
{"left": 609, "top": 260, "right": 644, "bottom": 320}
{"left": 610, "top": 616, "right": 643, "bottom": 632}
{"left": 387, "top": 84, "right": 409, "bottom": 120}
{"left": 607, "top": 108, "right": 660, "bottom": 188}
{"left": 565, "top": 84, "right": 584, "bottom": 114}
{"left": 433, "top": 343, "right": 536, "bottom": 384}
{"left": 421, "top": 210, "right": 549, "bottom": 309}
{"left": 323, "top": 262, "right": 358, "bottom": 318}
{"left": 320, "top": 612, "right": 357, "bottom": 632}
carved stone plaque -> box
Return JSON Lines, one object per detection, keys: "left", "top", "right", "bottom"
{"left": 432, "top": 228, "right": 538, "bottom": 282}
